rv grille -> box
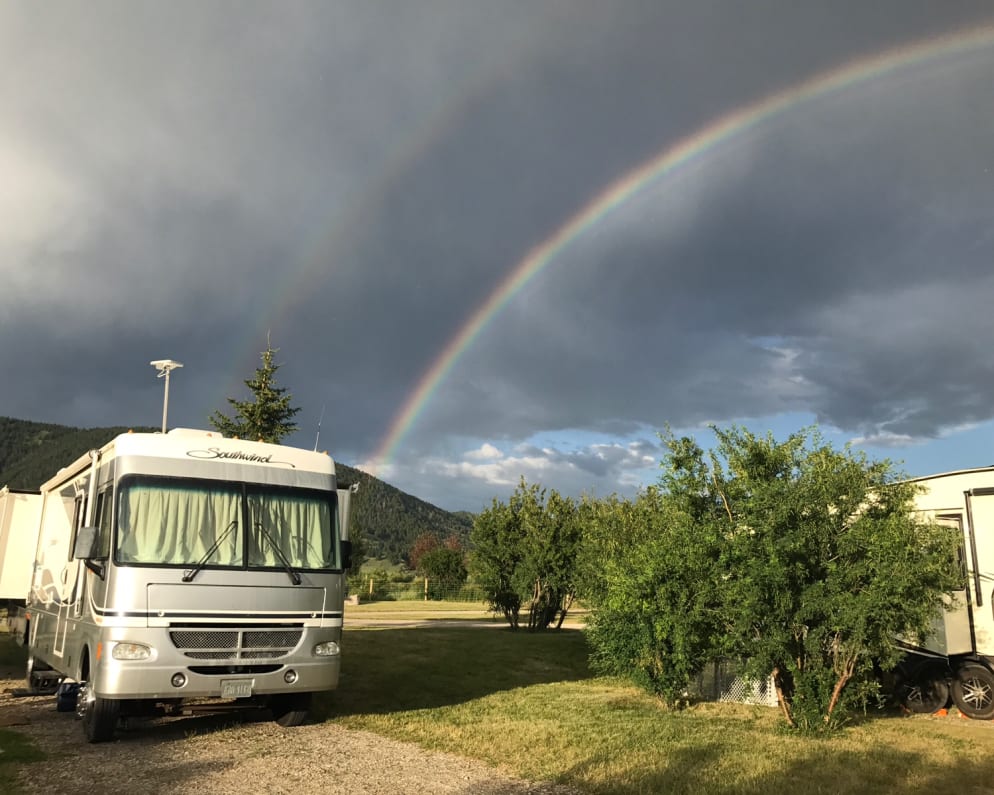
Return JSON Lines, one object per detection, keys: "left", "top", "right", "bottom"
{"left": 169, "top": 628, "right": 303, "bottom": 660}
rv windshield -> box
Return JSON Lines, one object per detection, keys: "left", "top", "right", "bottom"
{"left": 116, "top": 476, "right": 339, "bottom": 571}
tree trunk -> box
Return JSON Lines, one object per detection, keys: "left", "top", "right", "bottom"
{"left": 825, "top": 656, "right": 856, "bottom": 720}
{"left": 555, "top": 592, "right": 575, "bottom": 629}
{"left": 771, "top": 666, "right": 796, "bottom": 728}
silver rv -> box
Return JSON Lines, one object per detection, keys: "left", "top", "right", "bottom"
{"left": 23, "top": 429, "right": 353, "bottom": 742}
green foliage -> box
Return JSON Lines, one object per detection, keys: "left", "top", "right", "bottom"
{"left": 469, "top": 479, "right": 581, "bottom": 631}
{"left": 470, "top": 496, "right": 524, "bottom": 628}
{"left": 418, "top": 546, "right": 468, "bottom": 599}
{"left": 583, "top": 485, "right": 729, "bottom": 701}
{"left": 408, "top": 531, "right": 441, "bottom": 570}
{"left": 349, "top": 568, "right": 399, "bottom": 601}
{"left": 584, "top": 426, "right": 963, "bottom": 730}
{"left": 208, "top": 340, "right": 301, "bottom": 443}
{"left": 709, "top": 427, "right": 961, "bottom": 728}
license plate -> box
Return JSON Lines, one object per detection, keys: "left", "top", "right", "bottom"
{"left": 221, "top": 678, "right": 253, "bottom": 698}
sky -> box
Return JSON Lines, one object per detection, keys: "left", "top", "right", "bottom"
{"left": 2, "top": 1, "right": 994, "bottom": 513}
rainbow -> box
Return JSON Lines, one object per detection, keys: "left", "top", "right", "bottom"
{"left": 363, "top": 25, "right": 994, "bottom": 471}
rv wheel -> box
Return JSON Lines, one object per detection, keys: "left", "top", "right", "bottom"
{"left": 952, "top": 664, "right": 994, "bottom": 720}
{"left": 269, "top": 692, "right": 312, "bottom": 727}
{"left": 76, "top": 682, "right": 121, "bottom": 743}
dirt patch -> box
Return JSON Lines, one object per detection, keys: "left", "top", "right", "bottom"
{"left": 0, "top": 669, "right": 578, "bottom": 795}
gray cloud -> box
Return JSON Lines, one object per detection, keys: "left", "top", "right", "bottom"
{"left": 2, "top": 1, "right": 993, "bottom": 511}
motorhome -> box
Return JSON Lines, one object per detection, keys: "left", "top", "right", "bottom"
{"left": 1, "top": 487, "right": 42, "bottom": 604}
{"left": 897, "top": 466, "right": 994, "bottom": 719}
{"left": 23, "top": 428, "right": 353, "bottom": 742}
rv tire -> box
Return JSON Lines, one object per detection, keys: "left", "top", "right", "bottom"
{"left": 952, "top": 664, "right": 994, "bottom": 720}
{"left": 270, "top": 692, "right": 312, "bottom": 727}
{"left": 77, "top": 682, "right": 120, "bottom": 743}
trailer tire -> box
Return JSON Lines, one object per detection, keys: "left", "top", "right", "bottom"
{"left": 269, "top": 692, "right": 312, "bottom": 727}
{"left": 900, "top": 675, "right": 949, "bottom": 714}
{"left": 952, "top": 664, "right": 994, "bottom": 720}
{"left": 76, "top": 682, "right": 120, "bottom": 743}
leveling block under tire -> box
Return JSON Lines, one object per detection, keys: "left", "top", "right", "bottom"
{"left": 55, "top": 682, "right": 79, "bottom": 713}
{"left": 26, "top": 655, "right": 62, "bottom": 697}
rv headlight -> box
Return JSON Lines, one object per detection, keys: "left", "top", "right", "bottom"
{"left": 313, "top": 641, "right": 340, "bottom": 657}
{"left": 112, "top": 642, "right": 152, "bottom": 661}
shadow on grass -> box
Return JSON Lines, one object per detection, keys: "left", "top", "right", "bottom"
{"left": 316, "top": 625, "right": 592, "bottom": 720}
{"left": 558, "top": 731, "right": 994, "bottom": 795}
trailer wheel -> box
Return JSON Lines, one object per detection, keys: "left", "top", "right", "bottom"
{"left": 269, "top": 692, "right": 312, "bottom": 727}
{"left": 76, "top": 682, "right": 120, "bottom": 743}
{"left": 900, "top": 675, "right": 949, "bottom": 714}
{"left": 952, "top": 664, "right": 994, "bottom": 720}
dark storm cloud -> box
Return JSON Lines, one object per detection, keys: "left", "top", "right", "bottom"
{"left": 404, "top": 39, "right": 994, "bottom": 457}
{"left": 2, "top": 1, "right": 993, "bottom": 510}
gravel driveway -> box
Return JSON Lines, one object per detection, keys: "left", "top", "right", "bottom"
{"left": 1, "top": 672, "right": 579, "bottom": 795}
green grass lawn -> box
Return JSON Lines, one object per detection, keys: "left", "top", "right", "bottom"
{"left": 321, "top": 625, "right": 994, "bottom": 795}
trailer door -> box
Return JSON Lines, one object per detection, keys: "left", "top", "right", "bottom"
{"left": 933, "top": 515, "right": 974, "bottom": 655}
{"left": 965, "top": 490, "right": 994, "bottom": 656}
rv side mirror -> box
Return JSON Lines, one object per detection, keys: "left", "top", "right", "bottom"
{"left": 341, "top": 540, "right": 353, "bottom": 572}
{"left": 73, "top": 526, "right": 99, "bottom": 560}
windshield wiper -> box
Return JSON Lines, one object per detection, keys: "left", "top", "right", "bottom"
{"left": 253, "top": 521, "right": 302, "bottom": 585}
{"left": 183, "top": 520, "right": 238, "bottom": 582}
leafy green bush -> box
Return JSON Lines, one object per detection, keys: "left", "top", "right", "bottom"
{"left": 582, "top": 426, "right": 962, "bottom": 731}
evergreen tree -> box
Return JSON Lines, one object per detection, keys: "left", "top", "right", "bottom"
{"left": 209, "top": 340, "right": 300, "bottom": 443}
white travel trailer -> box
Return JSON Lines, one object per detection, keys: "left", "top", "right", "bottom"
{"left": 897, "top": 466, "right": 994, "bottom": 719}
{"left": 0, "top": 487, "right": 42, "bottom": 602}
{"left": 24, "top": 429, "right": 354, "bottom": 742}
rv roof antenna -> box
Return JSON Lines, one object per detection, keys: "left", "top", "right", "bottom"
{"left": 150, "top": 359, "right": 183, "bottom": 434}
{"left": 313, "top": 404, "right": 326, "bottom": 452}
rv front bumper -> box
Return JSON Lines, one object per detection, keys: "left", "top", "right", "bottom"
{"left": 89, "top": 630, "right": 342, "bottom": 700}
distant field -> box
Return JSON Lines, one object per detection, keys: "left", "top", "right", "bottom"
{"left": 347, "top": 599, "right": 492, "bottom": 617}
{"left": 359, "top": 558, "right": 410, "bottom": 573}
{"left": 344, "top": 597, "right": 588, "bottom": 626}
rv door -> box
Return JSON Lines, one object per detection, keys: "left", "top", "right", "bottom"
{"left": 55, "top": 490, "right": 87, "bottom": 657}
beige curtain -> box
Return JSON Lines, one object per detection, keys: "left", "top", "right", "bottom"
{"left": 118, "top": 483, "right": 242, "bottom": 565}
{"left": 247, "top": 492, "right": 334, "bottom": 569}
